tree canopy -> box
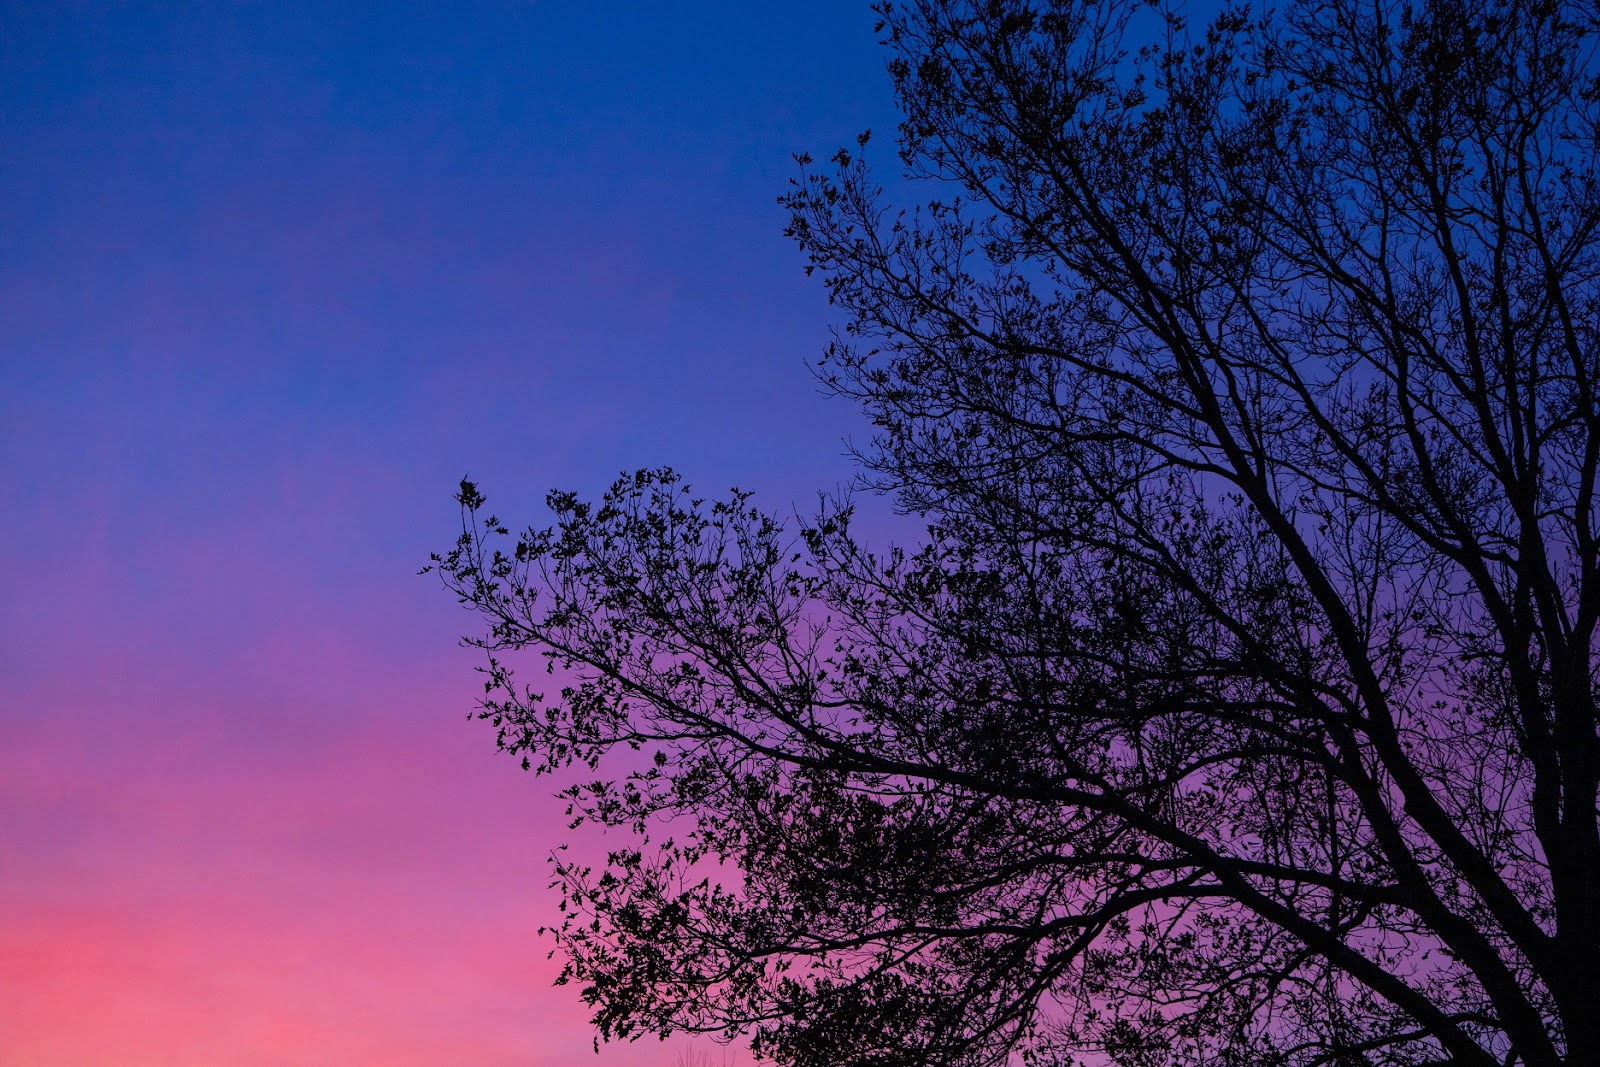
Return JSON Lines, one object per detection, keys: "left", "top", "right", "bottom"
{"left": 434, "top": 1, "right": 1600, "bottom": 1063}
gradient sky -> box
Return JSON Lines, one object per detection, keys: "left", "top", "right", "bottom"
{"left": 0, "top": 3, "right": 895, "bottom": 1062}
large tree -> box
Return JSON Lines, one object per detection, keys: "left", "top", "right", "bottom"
{"left": 433, "top": 1, "right": 1600, "bottom": 1063}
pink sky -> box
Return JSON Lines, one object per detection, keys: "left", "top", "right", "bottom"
{"left": 0, "top": 2, "right": 889, "bottom": 1061}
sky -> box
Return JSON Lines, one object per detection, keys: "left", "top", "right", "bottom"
{"left": 0, "top": 3, "right": 896, "bottom": 1063}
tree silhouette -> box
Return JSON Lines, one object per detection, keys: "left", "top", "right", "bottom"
{"left": 669, "top": 1043, "right": 740, "bottom": 1067}
{"left": 434, "top": 1, "right": 1600, "bottom": 1063}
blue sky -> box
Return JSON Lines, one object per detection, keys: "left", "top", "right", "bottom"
{"left": 0, "top": 3, "right": 901, "bottom": 1062}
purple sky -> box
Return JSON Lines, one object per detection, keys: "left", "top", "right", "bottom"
{"left": 0, "top": 3, "right": 896, "bottom": 1062}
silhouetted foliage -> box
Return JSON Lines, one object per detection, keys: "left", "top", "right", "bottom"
{"left": 433, "top": 1, "right": 1600, "bottom": 1063}
{"left": 670, "top": 1043, "right": 740, "bottom": 1067}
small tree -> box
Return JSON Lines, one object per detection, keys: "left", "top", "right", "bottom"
{"left": 670, "top": 1044, "right": 739, "bottom": 1067}
{"left": 435, "top": 1, "right": 1600, "bottom": 1063}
